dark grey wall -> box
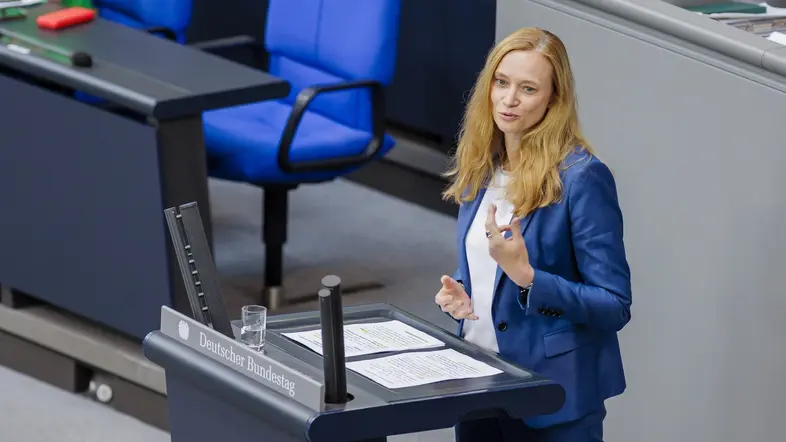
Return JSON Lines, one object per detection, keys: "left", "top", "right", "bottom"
{"left": 385, "top": 0, "right": 496, "bottom": 152}
{"left": 187, "top": 0, "right": 269, "bottom": 43}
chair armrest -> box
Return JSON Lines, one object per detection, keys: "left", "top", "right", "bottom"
{"left": 144, "top": 26, "right": 178, "bottom": 41}
{"left": 189, "top": 35, "right": 258, "bottom": 51}
{"left": 189, "top": 35, "right": 268, "bottom": 71}
{"left": 277, "top": 80, "right": 386, "bottom": 174}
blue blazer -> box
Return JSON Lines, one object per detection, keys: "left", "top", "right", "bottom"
{"left": 452, "top": 149, "right": 632, "bottom": 429}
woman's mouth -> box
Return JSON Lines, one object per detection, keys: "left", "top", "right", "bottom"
{"left": 499, "top": 112, "right": 519, "bottom": 122}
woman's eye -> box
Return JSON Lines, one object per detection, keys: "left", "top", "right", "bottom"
{"left": 495, "top": 78, "right": 507, "bottom": 86}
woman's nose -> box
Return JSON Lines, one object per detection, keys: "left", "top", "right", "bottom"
{"left": 502, "top": 90, "right": 517, "bottom": 107}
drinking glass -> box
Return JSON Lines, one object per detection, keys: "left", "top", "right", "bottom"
{"left": 240, "top": 305, "right": 267, "bottom": 351}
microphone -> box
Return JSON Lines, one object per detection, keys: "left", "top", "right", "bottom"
{"left": 318, "top": 275, "right": 348, "bottom": 404}
{"left": 70, "top": 50, "right": 92, "bottom": 67}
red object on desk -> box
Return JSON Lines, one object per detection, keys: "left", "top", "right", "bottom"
{"left": 36, "top": 7, "right": 96, "bottom": 30}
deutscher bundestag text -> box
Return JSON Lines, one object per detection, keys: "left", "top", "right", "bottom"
{"left": 199, "top": 331, "right": 296, "bottom": 397}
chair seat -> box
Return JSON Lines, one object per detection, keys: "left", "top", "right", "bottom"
{"left": 203, "top": 100, "right": 395, "bottom": 184}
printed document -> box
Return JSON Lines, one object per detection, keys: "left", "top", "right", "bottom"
{"left": 346, "top": 348, "right": 503, "bottom": 389}
{"left": 282, "top": 320, "right": 444, "bottom": 358}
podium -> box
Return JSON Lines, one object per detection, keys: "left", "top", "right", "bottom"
{"left": 146, "top": 201, "right": 565, "bottom": 440}
{"left": 143, "top": 303, "right": 565, "bottom": 442}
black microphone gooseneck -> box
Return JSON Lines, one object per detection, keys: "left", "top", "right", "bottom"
{"left": 318, "top": 274, "right": 348, "bottom": 404}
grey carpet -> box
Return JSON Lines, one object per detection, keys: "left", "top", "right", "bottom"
{"left": 0, "top": 177, "right": 459, "bottom": 442}
{"left": 0, "top": 365, "right": 171, "bottom": 442}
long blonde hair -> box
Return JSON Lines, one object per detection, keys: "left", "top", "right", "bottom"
{"left": 443, "top": 27, "right": 593, "bottom": 217}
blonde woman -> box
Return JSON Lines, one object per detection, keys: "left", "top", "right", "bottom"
{"left": 435, "top": 28, "right": 632, "bottom": 442}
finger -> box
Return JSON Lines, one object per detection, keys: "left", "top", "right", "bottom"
{"left": 436, "top": 290, "right": 457, "bottom": 305}
{"left": 454, "top": 307, "right": 479, "bottom": 321}
{"left": 435, "top": 292, "right": 446, "bottom": 306}
{"left": 444, "top": 276, "right": 466, "bottom": 296}
{"left": 498, "top": 217, "right": 523, "bottom": 241}
{"left": 438, "top": 292, "right": 468, "bottom": 315}
{"left": 440, "top": 274, "right": 457, "bottom": 291}
{"left": 466, "top": 298, "right": 477, "bottom": 316}
{"left": 484, "top": 204, "right": 502, "bottom": 237}
{"left": 457, "top": 298, "right": 479, "bottom": 319}
{"left": 438, "top": 292, "right": 466, "bottom": 314}
{"left": 445, "top": 299, "right": 465, "bottom": 312}
{"left": 442, "top": 299, "right": 466, "bottom": 315}
{"left": 453, "top": 307, "right": 472, "bottom": 319}
{"left": 435, "top": 292, "right": 455, "bottom": 306}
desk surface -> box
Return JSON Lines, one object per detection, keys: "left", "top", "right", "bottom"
{"left": 0, "top": 4, "right": 289, "bottom": 119}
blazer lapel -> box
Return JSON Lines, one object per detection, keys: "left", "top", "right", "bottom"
{"left": 457, "top": 188, "right": 487, "bottom": 298}
{"left": 492, "top": 210, "right": 536, "bottom": 295}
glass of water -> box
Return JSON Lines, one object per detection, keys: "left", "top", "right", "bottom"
{"left": 240, "top": 305, "right": 267, "bottom": 351}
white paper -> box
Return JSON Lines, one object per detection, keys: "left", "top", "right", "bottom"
{"left": 282, "top": 320, "right": 445, "bottom": 358}
{"left": 768, "top": 30, "right": 786, "bottom": 45}
{"left": 346, "top": 349, "right": 503, "bottom": 389}
{"left": 0, "top": 0, "right": 45, "bottom": 10}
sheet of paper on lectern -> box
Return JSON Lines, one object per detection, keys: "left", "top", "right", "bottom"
{"left": 281, "top": 320, "right": 444, "bottom": 358}
{"left": 346, "top": 348, "right": 503, "bottom": 389}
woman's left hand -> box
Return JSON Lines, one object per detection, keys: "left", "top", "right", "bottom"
{"left": 485, "top": 204, "right": 535, "bottom": 287}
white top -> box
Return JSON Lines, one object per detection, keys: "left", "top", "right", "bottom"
{"left": 461, "top": 169, "right": 515, "bottom": 354}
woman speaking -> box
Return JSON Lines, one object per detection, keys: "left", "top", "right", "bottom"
{"left": 435, "top": 27, "right": 632, "bottom": 442}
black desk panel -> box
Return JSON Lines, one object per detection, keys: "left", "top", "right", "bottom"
{"left": 0, "top": 75, "right": 170, "bottom": 338}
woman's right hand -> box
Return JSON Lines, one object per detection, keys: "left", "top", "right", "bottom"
{"left": 435, "top": 275, "right": 478, "bottom": 320}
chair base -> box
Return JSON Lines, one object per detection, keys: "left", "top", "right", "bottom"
{"left": 259, "top": 185, "right": 384, "bottom": 311}
{"left": 262, "top": 286, "right": 286, "bottom": 310}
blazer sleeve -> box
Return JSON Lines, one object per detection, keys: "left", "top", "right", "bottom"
{"left": 452, "top": 268, "right": 463, "bottom": 285}
{"left": 523, "top": 160, "right": 632, "bottom": 331}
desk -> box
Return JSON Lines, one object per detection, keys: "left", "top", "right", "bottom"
{"left": 0, "top": 3, "right": 290, "bottom": 340}
{"left": 146, "top": 304, "right": 565, "bottom": 442}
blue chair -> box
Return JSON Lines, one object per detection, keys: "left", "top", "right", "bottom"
{"left": 93, "top": 0, "right": 192, "bottom": 42}
{"left": 201, "top": 0, "right": 401, "bottom": 306}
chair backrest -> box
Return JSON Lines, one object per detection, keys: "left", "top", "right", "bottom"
{"left": 94, "top": 0, "right": 192, "bottom": 42}
{"left": 265, "top": 0, "right": 401, "bottom": 132}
